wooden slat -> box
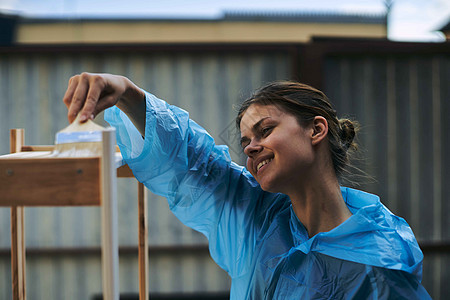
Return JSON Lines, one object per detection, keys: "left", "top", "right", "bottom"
{"left": 0, "top": 157, "right": 101, "bottom": 206}
{"left": 10, "top": 129, "right": 24, "bottom": 154}
{"left": 11, "top": 207, "right": 26, "bottom": 300}
{"left": 138, "top": 182, "right": 149, "bottom": 300}
{"left": 21, "top": 145, "right": 55, "bottom": 152}
{"left": 10, "top": 129, "right": 26, "bottom": 300}
{"left": 0, "top": 151, "right": 53, "bottom": 159}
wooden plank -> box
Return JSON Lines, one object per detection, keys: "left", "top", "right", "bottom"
{"left": 0, "top": 151, "right": 53, "bottom": 159}
{"left": 21, "top": 145, "right": 54, "bottom": 152}
{"left": 0, "top": 158, "right": 101, "bottom": 206}
{"left": 10, "top": 129, "right": 26, "bottom": 300}
{"left": 11, "top": 207, "right": 26, "bottom": 300}
{"left": 100, "top": 128, "right": 120, "bottom": 300}
{"left": 138, "top": 182, "right": 149, "bottom": 300}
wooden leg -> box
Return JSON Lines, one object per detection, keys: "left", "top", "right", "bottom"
{"left": 101, "top": 129, "right": 119, "bottom": 300}
{"left": 11, "top": 207, "right": 26, "bottom": 300}
{"left": 10, "top": 129, "right": 24, "bottom": 154}
{"left": 138, "top": 182, "right": 149, "bottom": 300}
{"left": 10, "top": 129, "right": 26, "bottom": 300}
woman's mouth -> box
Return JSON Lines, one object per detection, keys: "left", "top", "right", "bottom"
{"left": 257, "top": 158, "right": 273, "bottom": 173}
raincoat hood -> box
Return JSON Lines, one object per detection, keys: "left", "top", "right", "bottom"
{"left": 291, "top": 187, "right": 423, "bottom": 281}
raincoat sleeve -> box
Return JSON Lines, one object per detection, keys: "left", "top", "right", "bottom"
{"left": 104, "top": 90, "right": 276, "bottom": 277}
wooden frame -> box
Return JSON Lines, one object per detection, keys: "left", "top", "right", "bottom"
{"left": 9, "top": 129, "right": 26, "bottom": 300}
{"left": 0, "top": 129, "right": 149, "bottom": 300}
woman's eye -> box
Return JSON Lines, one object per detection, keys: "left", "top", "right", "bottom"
{"left": 261, "top": 127, "right": 272, "bottom": 136}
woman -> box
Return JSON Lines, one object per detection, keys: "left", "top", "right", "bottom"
{"left": 64, "top": 73, "right": 430, "bottom": 299}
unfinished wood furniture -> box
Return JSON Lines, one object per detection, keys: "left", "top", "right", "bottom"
{"left": 0, "top": 129, "right": 149, "bottom": 300}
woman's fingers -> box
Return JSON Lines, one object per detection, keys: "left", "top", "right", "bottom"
{"left": 63, "top": 73, "right": 107, "bottom": 123}
{"left": 63, "top": 72, "right": 130, "bottom": 123}
{"left": 68, "top": 76, "right": 91, "bottom": 122}
{"left": 62, "top": 75, "right": 79, "bottom": 109}
{"left": 79, "top": 75, "right": 106, "bottom": 122}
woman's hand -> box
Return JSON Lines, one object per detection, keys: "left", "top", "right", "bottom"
{"left": 63, "top": 72, "right": 146, "bottom": 134}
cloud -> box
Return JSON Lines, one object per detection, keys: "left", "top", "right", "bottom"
{"left": 0, "top": 0, "right": 19, "bottom": 10}
{"left": 338, "top": 4, "right": 385, "bottom": 14}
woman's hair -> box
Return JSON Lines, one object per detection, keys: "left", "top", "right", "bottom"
{"left": 236, "top": 81, "right": 359, "bottom": 179}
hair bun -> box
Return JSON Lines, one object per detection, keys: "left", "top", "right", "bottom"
{"left": 339, "top": 119, "right": 357, "bottom": 150}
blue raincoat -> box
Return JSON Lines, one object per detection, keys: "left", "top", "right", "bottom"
{"left": 105, "top": 91, "right": 431, "bottom": 299}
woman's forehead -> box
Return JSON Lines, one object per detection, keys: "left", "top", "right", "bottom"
{"left": 243, "top": 104, "right": 284, "bottom": 119}
{"left": 240, "top": 104, "right": 285, "bottom": 132}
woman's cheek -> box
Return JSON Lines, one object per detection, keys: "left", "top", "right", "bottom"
{"left": 246, "top": 157, "right": 254, "bottom": 174}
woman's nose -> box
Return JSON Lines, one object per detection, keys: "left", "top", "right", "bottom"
{"left": 244, "top": 141, "right": 263, "bottom": 157}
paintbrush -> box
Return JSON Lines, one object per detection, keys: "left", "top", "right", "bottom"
{"left": 53, "top": 114, "right": 106, "bottom": 157}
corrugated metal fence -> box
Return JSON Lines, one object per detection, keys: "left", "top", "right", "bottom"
{"left": 0, "top": 41, "right": 448, "bottom": 299}
{"left": 322, "top": 49, "right": 450, "bottom": 299}
{"left": 306, "top": 39, "right": 450, "bottom": 299}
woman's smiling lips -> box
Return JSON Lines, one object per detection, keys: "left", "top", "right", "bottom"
{"left": 253, "top": 156, "right": 274, "bottom": 174}
{"left": 257, "top": 158, "right": 273, "bottom": 172}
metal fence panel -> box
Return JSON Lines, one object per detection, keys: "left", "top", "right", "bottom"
{"left": 324, "top": 53, "right": 450, "bottom": 299}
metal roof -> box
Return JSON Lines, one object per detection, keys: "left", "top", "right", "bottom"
{"left": 223, "top": 10, "right": 386, "bottom": 24}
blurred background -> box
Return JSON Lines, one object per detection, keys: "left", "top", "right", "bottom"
{"left": 0, "top": 0, "right": 449, "bottom": 299}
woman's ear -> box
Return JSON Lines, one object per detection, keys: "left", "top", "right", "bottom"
{"left": 311, "top": 116, "right": 328, "bottom": 145}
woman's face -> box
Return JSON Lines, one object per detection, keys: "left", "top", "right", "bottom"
{"left": 239, "top": 104, "right": 315, "bottom": 193}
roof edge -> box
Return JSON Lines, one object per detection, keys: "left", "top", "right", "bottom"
{"left": 14, "top": 9, "right": 386, "bottom": 25}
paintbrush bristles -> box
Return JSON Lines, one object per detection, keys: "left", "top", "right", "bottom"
{"left": 54, "top": 115, "right": 106, "bottom": 157}
{"left": 54, "top": 141, "right": 103, "bottom": 157}
{"left": 59, "top": 114, "right": 105, "bottom": 133}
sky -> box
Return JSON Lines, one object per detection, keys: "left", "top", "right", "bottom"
{"left": 1, "top": 0, "right": 449, "bottom": 42}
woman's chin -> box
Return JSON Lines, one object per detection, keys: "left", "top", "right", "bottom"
{"left": 258, "top": 179, "right": 279, "bottom": 193}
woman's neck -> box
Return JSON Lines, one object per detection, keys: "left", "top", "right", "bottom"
{"left": 288, "top": 172, "right": 352, "bottom": 238}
